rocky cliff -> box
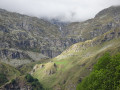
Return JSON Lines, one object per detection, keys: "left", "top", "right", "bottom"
{"left": 63, "top": 6, "right": 120, "bottom": 42}
{"left": 0, "top": 9, "right": 64, "bottom": 66}
{"left": 0, "top": 8, "right": 80, "bottom": 62}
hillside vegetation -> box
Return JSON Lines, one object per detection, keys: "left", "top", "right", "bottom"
{"left": 77, "top": 53, "right": 120, "bottom": 90}
{"left": 0, "top": 62, "right": 20, "bottom": 86}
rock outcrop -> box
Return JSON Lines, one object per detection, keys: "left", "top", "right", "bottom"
{"left": 31, "top": 62, "right": 57, "bottom": 75}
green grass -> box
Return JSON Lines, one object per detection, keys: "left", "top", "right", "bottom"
{"left": 54, "top": 60, "right": 68, "bottom": 65}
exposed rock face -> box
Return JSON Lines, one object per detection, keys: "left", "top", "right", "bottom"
{"left": 0, "top": 9, "right": 61, "bottom": 58}
{"left": 0, "top": 48, "right": 49, "bottom": 67}
{"left": 95, "top": 6, "right": 120, "bottom": 18}
{"left": 63, "top": 6, "right": 120, "bottom": 43}
{"left": 44, "top": 62, "right": 57, "bottom": 75}
{"left": 0, "top": 9, "right": 64, "bottom": 66}
{"left": 31, "top": 64, "right": 44, "bottom": 74}
{"left": 0, "top": 9, "right": 80, "bottom": 59}
{"left": 0, "top": 49, "right": 30, "bottom": 59}
{"left": 31, "top": 62, "right": 57, "bottom": 75}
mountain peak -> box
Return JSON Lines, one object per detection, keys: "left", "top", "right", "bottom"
{"left": 95, "top": 6, "right": 120, "bottom": 18}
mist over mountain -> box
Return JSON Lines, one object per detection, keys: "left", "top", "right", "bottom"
{"left": 0, "top": 0, "right": 120, "bottom": 22}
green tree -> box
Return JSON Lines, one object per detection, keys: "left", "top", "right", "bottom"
{"left": 25, "top": 74, "right": 44, "bottom": 90}
{"left": 77, "top": 53, "right": 120, "bottom": 90}
{"left": 25, "top": 74, "right": 34, "bottom": 82}
{"left": 0, "top": 73, "right": 8, "bottom": 86}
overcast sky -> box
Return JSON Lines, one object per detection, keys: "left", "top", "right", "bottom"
{"left": 0, "top": 0, "right": 120, "bottom": 22}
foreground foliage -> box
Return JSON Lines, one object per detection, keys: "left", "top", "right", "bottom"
{"left": 77, "top": 53, "right": 120, "bottom": 90}
{"left": 25, "top": 74, "right": 44, "bottom": 90}
{"left": 0, "top": 73, "right": 8, "bottom": 86}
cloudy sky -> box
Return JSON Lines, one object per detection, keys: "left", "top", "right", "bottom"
{"left": 0, "top": 0, "right": 120, "bottom": 22}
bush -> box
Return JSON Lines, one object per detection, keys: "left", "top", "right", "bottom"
{"left": 0, "top": 73, "right": 8, "bottom": 86}
{"left": 25, "top": 74, "right": 44, "bottom": 90}
{"left": 25, "top": 74, "right": 34, "bottom": 82}
{"left": 77, "top": 53, "right": 120, "bottom": 90}
{"left": 11, "top": 79, "right": 16, "bottom": 84}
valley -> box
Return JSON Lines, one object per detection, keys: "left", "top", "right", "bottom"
{"left": 0, "top": 6, "right": 120, "bottom": 90}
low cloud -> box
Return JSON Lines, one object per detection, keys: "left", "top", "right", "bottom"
{"left": 0, "top": 0, "right": 120, "bottom": 22}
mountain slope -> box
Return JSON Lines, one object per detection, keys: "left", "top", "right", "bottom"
{"left": 1, "top": 6, "right": 120, "bottom": 67}
{"left": 0, "top": 9, "right": 62, "bottom": 66}
{"left": 31, "top": 6, "right": 120, "bottom": 90}
{"left": 32, "top": 27, "right": 120, "bottom": 89}
{"left": 63, "top": 6, "right": 120, "bottom": 42}
{"left": 0, "top": 8, "right": 61, "bottom": 56}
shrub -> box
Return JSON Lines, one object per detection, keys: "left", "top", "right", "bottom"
{"left": 77, "top": 53, "right": 120, "bottom": 90}
{"left": 0, "top": 73, "right": 8, "bottom": 86}
{"left": 25, "top": 74, "right": 44, "bottom": 90}
{"left": 11, "top": 79, "right": 16, "bottom": 84}
{"left": 25, "top": 74, "right": 34, "bottom": 82}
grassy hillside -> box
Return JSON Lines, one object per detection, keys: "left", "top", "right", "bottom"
{"left": 32, "top": 27, "right": 120, "bottom": 89}
{"left": 0, "top": 61, "right": 46, "bottom": 89}
{"left": 0, "top": 61, "right": 20, "bottom": 86}
{"left": 0, "top": 74, "right": 44, "bottom": 90}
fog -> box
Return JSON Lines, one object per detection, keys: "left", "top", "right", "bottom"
{"left": 0, "top": 0, "right": 120, "bottom": 22}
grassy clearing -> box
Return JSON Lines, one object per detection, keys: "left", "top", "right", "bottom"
{"left": 54, "top": 60, "right": 68, "bottom": 65}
